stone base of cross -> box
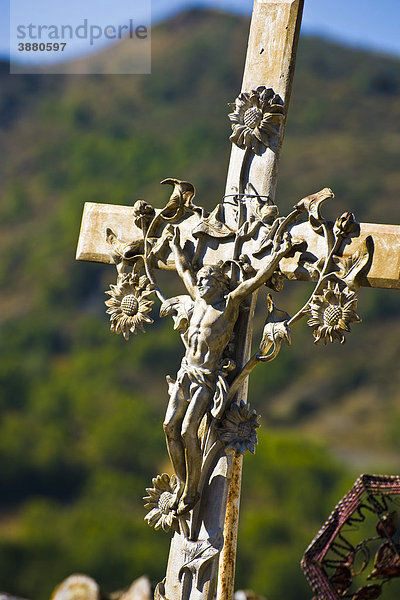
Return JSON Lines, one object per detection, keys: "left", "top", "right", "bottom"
{"left": 76, "top": 2, "right": 400, "bottom": 599}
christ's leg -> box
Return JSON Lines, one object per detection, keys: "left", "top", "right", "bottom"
{"left": 163, "top": 377, "right": 189, "bottom": 503}
{"left": 177, "top": 385, "right": 211, "bottom": 515}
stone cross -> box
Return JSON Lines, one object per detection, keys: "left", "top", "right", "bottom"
{"left": 76, "top": 1, "right": 400, "bottom": 599}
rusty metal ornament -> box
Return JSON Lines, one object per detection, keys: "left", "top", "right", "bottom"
{"left": 301, "top": 474, "right": 400, "bottom": 600}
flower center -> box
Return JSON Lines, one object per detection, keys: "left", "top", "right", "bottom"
{"left": 121, "top": 294, "right": 139, "bottom": 316}
{"left": 323, "top": 304, "right": 342, "bottom": 327}
{"left": 237, "top": 421, "right": 252, "bottom": 439}
{"left": 158, "top": 491, "right": 173, "bottom": 514}
{"left": 243, "top": 107, "right": 263, "bottom": 129}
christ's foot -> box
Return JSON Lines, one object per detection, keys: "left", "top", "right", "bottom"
{"left": 170, "top": 478, "right": 185, "bottom": 511}
{"left": 177, "top": 492, "right": 200, "bottom": 516}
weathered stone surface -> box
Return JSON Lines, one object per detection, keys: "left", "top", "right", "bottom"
{"left": 225, "top": 0, "right": 304, "bottom": 204}
{"left": 118, "top": 577, "right": 152, "bottom": 600}
{"left": 51, "top": 574, "right": 100, "bottom": 600}
{"left": 234, "top": 591, "right": 266, "bottom": 600}
{"left": 77, "top": 202, "right": 400, "bottom": 291}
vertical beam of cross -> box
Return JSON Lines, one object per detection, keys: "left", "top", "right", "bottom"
{"left": 216, "top": 2, "right": 304, "bottom": 598}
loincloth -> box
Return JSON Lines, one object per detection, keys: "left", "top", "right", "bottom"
{"left": 173, "top": 357, "right": 234, "bottom": 419}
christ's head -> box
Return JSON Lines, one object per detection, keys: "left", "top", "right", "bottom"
{"left": 196, "top": 264, "right": 230, "bottom": 302}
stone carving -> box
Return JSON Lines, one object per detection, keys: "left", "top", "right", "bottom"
{"left": 51, "top": 575, "right": 100, "bottom": 600}
{"left": 179, "top": 530, "right": 224, "bottom": 591}
{"left": 104, "top": 170, "right": 373, "bottom": 523}
{"left": 217, "top": 400, "right": 260, "bottom": 456}
{"left": 49, "top": 575, "right": 151, "bottom": 600}
{"left": 259, "top": 295, "right": 291, "bottom": 358}
{"left": 98, "top": 76, "right": 376, "bottom": 594}
{"left": 228, "top": 86, "right": 284, "bottom": 153}
{"left": 161, "top": 225, "right": 291, "bottom": 516}
{"left": 101, "top": 69, "right": 377, "bottom": 530}
{"left": 306, "top": 281, "right": 360, "bottom": 345}
{"left": 144, "top": 473, "right": 180, "bottom": 533}
{"left": 105, "top": 274, "right": 154, "bottom": 340}
{"left": 118, "top": 576, "right": 152, "bottom": 600}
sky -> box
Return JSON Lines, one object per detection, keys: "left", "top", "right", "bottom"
{"left": 152, "top": 0, "right": 400, "bottom": 57}
{"left": 3, "top": 0, "right": 400, "bottom": 66}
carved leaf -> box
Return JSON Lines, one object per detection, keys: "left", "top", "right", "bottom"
{"left": 159, "top": 179, "right": 201, "bottom": 221}
{"left": 333, "top": 211, "right": 359, "bottom": 238}
{"left": 341, "top": 236, "right": 374, "bottom": 291}
{"left": 293, "top": 188, "right": 334, "bottom": 232}
{"left": 160, "top": 295, "right": 194, "bottom": 332}
{"left": 105, "top": 227, "right": 145, "bottom": 262}
{"left": 153, "top": 580, "right": 170, "bottom": 600}
{"left": 260, "top": 321, "right": 291, "bottom": 353}
{"left": 106, "top": 228, "right": 125, "bottom": 258}
{"left": 179, "top": 530, "right": 224, "bottom": 590}
{"left": 192, "top": 204, "right": 235, "bottom": 239}
{"left": 259, "top": 294, "right": 291, "bottom": 359}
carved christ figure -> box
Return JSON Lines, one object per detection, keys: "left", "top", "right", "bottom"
{"left": 162, "top": 227, "right": 291, "bottom": 515}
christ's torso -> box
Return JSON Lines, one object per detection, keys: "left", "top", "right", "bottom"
{"left": 185, "top": 297, "right": 238, "bottom": 370}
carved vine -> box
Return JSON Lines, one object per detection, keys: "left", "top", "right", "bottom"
{"left": 102, "top": 86, "right": 374, "bottom": 548}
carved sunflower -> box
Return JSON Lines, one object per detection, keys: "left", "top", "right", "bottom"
{"left": 307, "top": 281, "right": 361, "bottom": 345}
{"left": 218, "top": 400, "right": 260, "bottom": 456}
{"left": 143, "top": 473, "right": 179, "bottom": 533}
{"left": 228, "top": 86, "right": 284, "bottom": 154}
{"left": 105, "top": 274, "right": 154, "bottom": 340}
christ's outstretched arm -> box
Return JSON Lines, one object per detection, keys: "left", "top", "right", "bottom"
{"left": 168, "top": 227, "right": 197, "bottom": 299}
{"left": 230, "top": 232, "right": 292, "bottom": 304}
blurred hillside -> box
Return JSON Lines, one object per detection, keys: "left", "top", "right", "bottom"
{"left": 0, "top": 8, "right": 399, "bottom": 600}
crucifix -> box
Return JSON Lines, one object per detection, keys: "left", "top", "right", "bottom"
{"left": 76, "top": 1, "right": 400, "bottom": 599}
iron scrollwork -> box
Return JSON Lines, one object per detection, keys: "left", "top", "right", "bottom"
{"left": 302, "top": 474, "right": 400, "bottom": 600}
